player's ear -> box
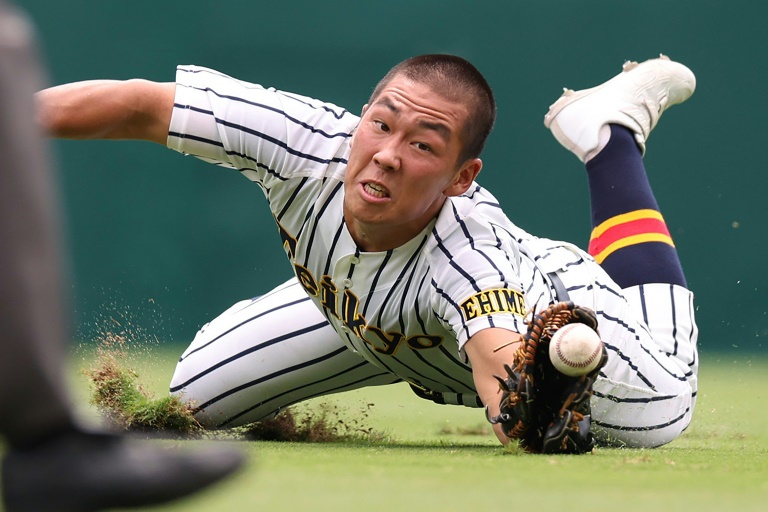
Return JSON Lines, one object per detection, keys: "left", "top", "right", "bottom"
{"left": 444, "top": 158, "right": 482, "bottom": 197}
{"left": 350, "top": 104, "right": 369, "bottom": 147}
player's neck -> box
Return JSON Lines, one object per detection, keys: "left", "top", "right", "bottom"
{"left": 345, "top": 215, "right": 435, "bottom": 253}
{"left": 342, "top": 195, "right": 445, "bottom": 252}
{"left": 346, "top": 222, "right": 409, "bottom": 252}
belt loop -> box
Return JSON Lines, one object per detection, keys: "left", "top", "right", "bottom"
{"left": 548, "top": 272, "right": 570, "bottom": 302}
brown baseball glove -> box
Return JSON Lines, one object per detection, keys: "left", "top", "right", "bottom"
{"left": 487, "top": 301, "right": 608, "bottom": 454}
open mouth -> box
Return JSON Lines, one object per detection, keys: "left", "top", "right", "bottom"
{"left": 363, "top": 182, "right": 390, "bottom": 199}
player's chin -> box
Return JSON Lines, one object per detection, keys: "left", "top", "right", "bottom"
{"left": 347, "top": 192, "right": 390, "bottom": 219}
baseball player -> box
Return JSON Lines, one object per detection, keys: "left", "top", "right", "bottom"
{"left": 37, "top": 53, "right": 698, "bottom": 448}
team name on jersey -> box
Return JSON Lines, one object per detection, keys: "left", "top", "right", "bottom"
{"left": 460, "top": 288, "right": 526, "bottom": 321}
{"left": 293, "top": 263, "right": 442, "bottom": 355}
{"left": 276, "top": 218, "right": 442, "bottom": 356}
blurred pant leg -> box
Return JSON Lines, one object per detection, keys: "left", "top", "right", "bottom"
{"left": 1, "top": 4, "right": 246, "bottom": 510}
{"left": 0, "top": 0, "right": 77, "bottom": 447}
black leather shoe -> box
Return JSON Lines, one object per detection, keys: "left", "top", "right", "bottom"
{"left": 1, "top": 429, "right": 245, "bottom": 511}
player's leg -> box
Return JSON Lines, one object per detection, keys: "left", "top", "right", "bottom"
{"left": 545, "top": 56, "right": 694, "bottom": 289}
{"left": 561, "top": 265, "right": 697, "bottom": 447}
{"left": 544, "top": 57, "right": 699, "bottom": 446}
{"left": 170, "top": 277, "right": 401, "bottom": 428}
{"left": 583, "top": 124, "right": 687, "bottom": 288}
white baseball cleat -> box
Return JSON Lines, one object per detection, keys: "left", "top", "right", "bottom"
{"left": 543, "top": 55, "right": 696, "bottom": 162}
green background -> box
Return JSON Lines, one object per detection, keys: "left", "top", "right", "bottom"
{"left": 15, "top": 0, "right": 767, "bottom": 354}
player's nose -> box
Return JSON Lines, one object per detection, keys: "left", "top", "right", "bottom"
{"left": 372, "top": 139, "right": 401, "bottom": 172}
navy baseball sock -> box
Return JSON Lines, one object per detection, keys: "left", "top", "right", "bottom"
{"left": 585, "top": 125, "right": 686, "bottom": 288}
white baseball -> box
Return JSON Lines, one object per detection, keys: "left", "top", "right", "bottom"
{"left": 548, "top": 323, "right": 604, "bottom": 377}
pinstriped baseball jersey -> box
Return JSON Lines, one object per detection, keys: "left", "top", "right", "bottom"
{"left": 168, "top": 65, "right": 579, "bottom": 401}
{"left": 167, "top": 66, "right": 699, "bottom": 446}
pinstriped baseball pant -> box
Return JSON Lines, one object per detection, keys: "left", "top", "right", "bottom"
{"left": 170, "top": 266, "right": 698, "bottom": 448}
{"left": 553, "top": 264, "right": 698, "bottom": 447}
{"left": 169, "top": 279, "right": 401, "bottom": 429}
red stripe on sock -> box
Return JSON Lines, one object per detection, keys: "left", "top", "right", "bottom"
{"left": 589, "top": 217, "right": 672, "bottom": 256}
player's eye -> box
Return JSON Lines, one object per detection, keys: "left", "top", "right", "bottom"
{"left": 414, "top": 142, "right": 432, "bottom": 152}
{"left": 373, "top": 120, "right": 390, "bottom": 133}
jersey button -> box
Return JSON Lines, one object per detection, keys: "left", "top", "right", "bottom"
{"left": 342, "top": 278, "right": 353, "bottom": 288}
{"left": 349, "top": 256, "right": 360, "bottom": 265}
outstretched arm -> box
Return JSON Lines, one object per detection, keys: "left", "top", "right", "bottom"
{"left": 464, "top": 327, "right": 522, "bottom": 445}
{"left": 36, "top": 79, "right": 176, "bottom": 144}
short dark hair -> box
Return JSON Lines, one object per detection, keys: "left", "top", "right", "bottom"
{"left": 369, "top": 54, "right": 496, "bottom": 163}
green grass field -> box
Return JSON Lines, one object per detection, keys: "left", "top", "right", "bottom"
{"left": 57, "top": 348, "right": 768, "bottom": 511}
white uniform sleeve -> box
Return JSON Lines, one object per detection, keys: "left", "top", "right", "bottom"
{"left": 167, "top": 65, "right": 359, "bottom": 190}
{"left": 430, "top": 194, "right": 530, "bottom": 349}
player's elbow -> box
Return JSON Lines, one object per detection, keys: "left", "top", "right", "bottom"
{"left": 121, "top": 79, "right": 175, "bottom": 144}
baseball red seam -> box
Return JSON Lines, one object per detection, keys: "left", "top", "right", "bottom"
{"left": 555, "top": 325, "right": 601, "bottom": 367}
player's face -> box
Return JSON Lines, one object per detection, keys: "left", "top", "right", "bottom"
{"left": 344, "top": 75, "right": 482, "bottom": 252}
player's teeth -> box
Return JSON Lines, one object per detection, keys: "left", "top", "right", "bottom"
{"left": 365, "top": 183, "right": 387, "bottom": 197}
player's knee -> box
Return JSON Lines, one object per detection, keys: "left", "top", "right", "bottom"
{"left": 619, "top": 420, "right": 691, "bottom": 448}
{"left": 170, "top": 359, "right": 281, "bottom": 429}
{"left": 596, "top": 400, "right": 694, "bottom": 448}
{"left": 593, "top": 379, "right": 696, "bottom": 448}
{"left": 169, "top": 360, "right": 218, "bottom": 429}
{"left": 168, "top": 385, "right": 223, "bottom": 430}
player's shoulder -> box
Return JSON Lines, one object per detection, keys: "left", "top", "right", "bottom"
{"left": 422, "top": 183, "right": 520, "bottom": 262}
{"left": 435, "top": 183, "right": 511, "bottom": 236}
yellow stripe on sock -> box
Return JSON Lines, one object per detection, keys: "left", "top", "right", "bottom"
{"left": 592, "top": 233, "right": 676, "bottom": 264}
{"left": 590, "top": 209, "right": 665, "bottom": 239}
